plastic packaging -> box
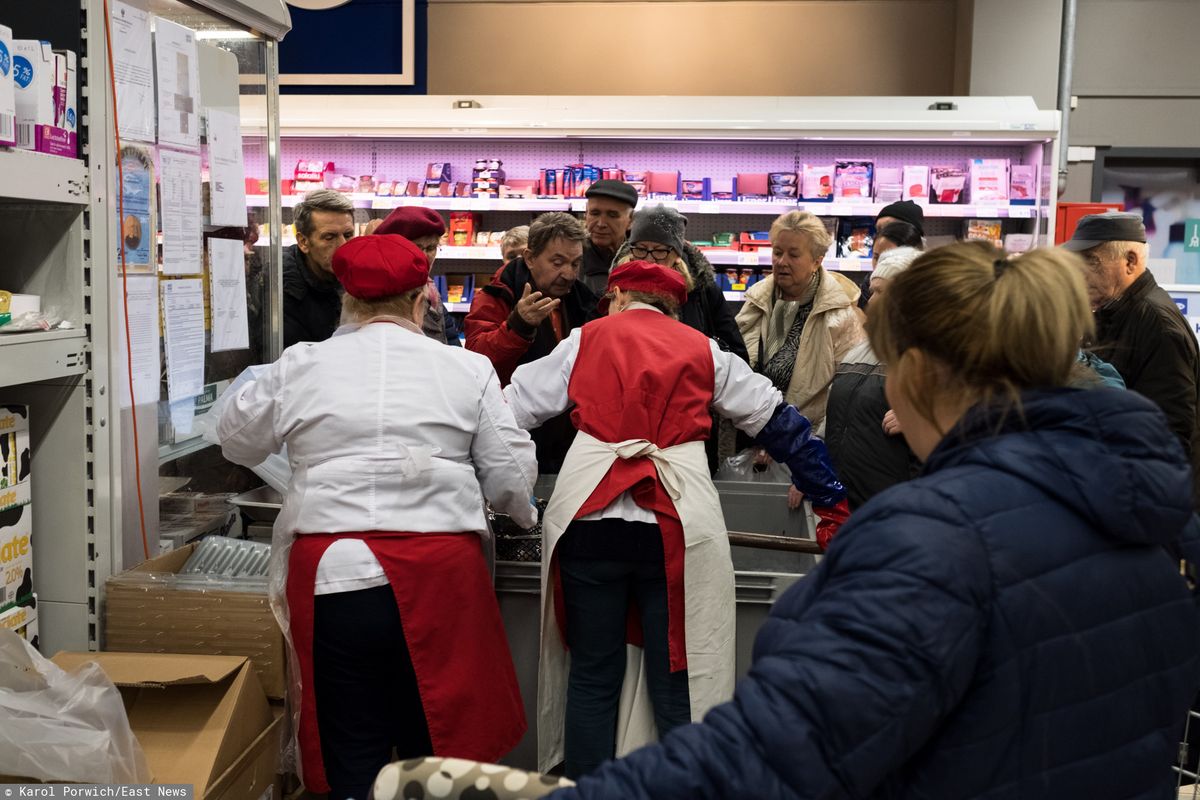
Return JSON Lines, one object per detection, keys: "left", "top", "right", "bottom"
{"left": 716, "top": 448, "right": 791, "bottom": 484}
{"left": 0, "top": 630, "right": 152, "bottom": 784}
{"left": 0, "top": 307, "right": 66, "bottom": 333}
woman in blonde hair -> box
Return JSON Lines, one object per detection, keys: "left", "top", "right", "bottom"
{"left": 530, "top": 240, "right": 1200, "bottom": 799}
{"left": 736, "top": 210, "right": 865, "bottom": 431}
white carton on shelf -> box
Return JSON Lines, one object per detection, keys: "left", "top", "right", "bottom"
{"left": 0, "top": 25, "right": 15, "bottom": 147}
{"left": 12, "top": 39, "right": 53, "bottom": 151}
{"left": 0, "top": 595, "right": 38, "bottom": 649}
{"left": 0, "top": 405, "right": 30, "bottom": 491}
{"left": 0, "top": 501, "right": 32, "bottom": 613}
{"left": 52, "top": 49, "right": 76, "bottom": 155}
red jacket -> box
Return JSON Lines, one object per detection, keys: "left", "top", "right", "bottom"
{"left": 465, "top": 259, "right": 596, "bottom": 385}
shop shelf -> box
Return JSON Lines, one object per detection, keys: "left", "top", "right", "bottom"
{"left": 706, "top": 251, "right": 871, "bottom": 272}
{"left": 0, "top": 328, "right": 87, "bottom": 387}
{"left": 443, "top": 302, "right": 472, "bottom": 313}
{"left": 0, "top": 149, "right": 89, "bottom": 204}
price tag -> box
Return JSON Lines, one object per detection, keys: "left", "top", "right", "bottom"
{"left": 851, "top": 206, "right": 874, "bottom": 217}
{"left": 1009, "top": 206, "right": 1033, "bottom": 219}
{"left": 450, "top": 198, "right": 472, "bottom": 210}
{"left": 370, "top": 198, "right": 394, "bottom": 210}
{"left": 977, "top": 206, "right": 999, "bottom": 218}
{"left": 723, "top": 291, "right": 744, "bottom": 302}
{"left": 737, "top": 251, "right": 760, "bottom": 266}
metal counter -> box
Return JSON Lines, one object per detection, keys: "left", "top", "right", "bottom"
{"left": 230, "top": 477, "right": 815, "bottom": 770}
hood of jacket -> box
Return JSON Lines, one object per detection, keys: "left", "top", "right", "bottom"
{"left": 926, "top": 388, "right": 1195, "bottom": 546}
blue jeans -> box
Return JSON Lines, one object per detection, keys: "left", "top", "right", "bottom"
{"left": 559, "top": 520, "right": 691, "bottom": 779}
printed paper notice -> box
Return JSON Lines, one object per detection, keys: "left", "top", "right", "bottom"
{"left": 160, "top": 149, "right": 203, "bottom": 275}
{"left": 117, "top": 274, "right": 160, "bottom": 408}
{"left": 206, "top": 109, "right": 248, "bottom": 226}
{"left": 154, "top": 18, "right": 200, "bottom": 150}
{"left": 110, "top": 1, "right": 155, "bottom": 143}
{"left": 209, "top": 238, "right": 249, "bottom": 352}
{"left": 117, "top": 145, "right": 156, "bottom": 272}
{"left": 161, "top": 279, "right": 205, "bottom": 402}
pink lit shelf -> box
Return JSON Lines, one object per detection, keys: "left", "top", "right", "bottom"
{"left": 246, "top": 194, "right": 1039, "bottom": 219}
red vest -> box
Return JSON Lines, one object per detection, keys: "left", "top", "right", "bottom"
{"left": 568, "top": 308, "right": 715, "bottom": 448}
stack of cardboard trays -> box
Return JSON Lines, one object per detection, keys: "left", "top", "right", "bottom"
{"left": 106, "top": 542, "right": 286, "bottom": 700}
{"left": 2, "top": 651, "right": 283, "bottom": 800}
{"left": 0, "top": 404, "right": 35, "bottom": 647}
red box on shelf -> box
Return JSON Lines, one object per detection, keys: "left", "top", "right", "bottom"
{"left": 737, "top": 232, "right": 773, "bottom": 251}
{"left": 448, "top": 211, "right": 480, "bottom": 247}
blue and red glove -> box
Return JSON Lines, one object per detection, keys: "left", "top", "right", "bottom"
{"left": 813, "top": 499, "right": 850, "bottom": 550}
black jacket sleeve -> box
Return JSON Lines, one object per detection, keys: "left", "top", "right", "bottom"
{"left": 1132, "top": 324, "right": 1200, "bottom": 452}
{"left": 707, "top": 283, "right": 749, "bottom": 362}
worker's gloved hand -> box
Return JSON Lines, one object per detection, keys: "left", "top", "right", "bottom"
{"left": 754, "top": 403, "right": 846, "bottom": 508}
{"left": 812, "top": 499, "right": 850, "bottom": 550}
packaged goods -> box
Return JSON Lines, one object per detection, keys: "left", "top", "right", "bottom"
{"left": 0, "top": 502, "right": 33, "bottom": 613}
{"left": 968, "top": 159, "right": 1010, "bottom": 204}
{"left": 426, "top": 162, "right": 451, "bottom": 181}
{"left": 838, "top": 217, "right": 875, "bottom": 258}
{"left": 902, "top": 165, "right": 930, "bottom": 202}
{"left": 1010, "top": 165, "right": 1037, "bottom": 204}
{"left": 13, "top": 40, "right": 54, "bottom": 151}
{"left": 930, "top": 166, "right": 967, "bottom": 204}
{"left": 874, "top": 167, "right": 903, "bottom": 203}
{"left": 682, "top": 178, "right": 711, "bottom": 201}
{"left": 801, "top": 165, "right": 835, "bottom": 202}
{"left": 0, "top": 405, "right": 30, "bottom": 490}
{"left": 1004, "top": 233, "right": 1034, "bottom": 253}
{"left": 52, "top": 49, "right": 75, "bottom": 155}
{"left": 964, "top": 218, "right": 1003, "bottom": 247}
{"left": 647, "top": 171, "right": 680, "bottom": 198}
{"left": 0, "top": 25, "right": 16, "bottom": 147}
{"left": 735, "top": 173, "right": 770, "bottom": 199}
{"left": 835, "top": 161, "right": 874, "bottom": 200}
{"left": 0, "top": 597, "right": 37, "bottom": 649}
{"left": 448, "top": 211, "right": 479, "bottom": 247}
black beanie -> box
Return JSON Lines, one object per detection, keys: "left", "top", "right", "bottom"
{"left": 876, "top": 200, "right": 925, "bottom": 237}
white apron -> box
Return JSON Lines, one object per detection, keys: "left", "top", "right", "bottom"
{"left": 537, "top": 431, "right": 736, "bottom": 771}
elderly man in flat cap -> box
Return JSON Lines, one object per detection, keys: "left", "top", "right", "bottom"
{"left": 1066, "top": 212, "right": 1200, "bottom": 504}
{"left": 219, "top": 234, "right": 537, "bottom": 800}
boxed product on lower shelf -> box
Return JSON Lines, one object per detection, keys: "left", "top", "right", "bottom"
{"left": 0, "top": 501, "right": 33, "bottom": 613}
{"left": 0, "top": 594, "right": 37, "bottom": 649}
{"left": 105, "top": 542, "right": 285, "bottom": 699}
{"left": 18, "top": 651, "right": 283, "bottom": 800}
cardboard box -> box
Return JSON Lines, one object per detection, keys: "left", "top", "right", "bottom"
{"left": 105, "top": 543, "right": 286, "bottom": 699}
{"left": 0, "top": 594, "right": 37, "bottom": 649}
{"left": 0, "top": 404, "right": 30, "bottom": 490}
{"left": 13, "top": 40, "right": 54, "bottom": 151}
{"left": 0, "top": 501, "right": 33, "bottom": 612}
{"left": 53, "top": 49, "right": 77, "bottom": 155}
{"left": 0, "top": 25, "right": 16, "bottom": 146}
{"left": 47, "top": 652, "right": 281, "bottom": 800}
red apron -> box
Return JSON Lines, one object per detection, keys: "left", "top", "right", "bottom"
{"left": 553, "top": 309, "right": 716, "bottom": 671}
{"left": 286, "top": 532, "right": 526, "bottom": 793}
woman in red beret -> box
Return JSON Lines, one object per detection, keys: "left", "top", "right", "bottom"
{"left": 373, "top": 205, "right": 461, "bottom": 345}
{"left": 218, "top": 235, "right": 537, "bottom": 800}
{"left": 504, "top": 261, "right": 849, "bottom": 779}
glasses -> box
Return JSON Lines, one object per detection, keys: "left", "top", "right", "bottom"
{"left": 630, "top": 245, "right": 673, "bottom": 263}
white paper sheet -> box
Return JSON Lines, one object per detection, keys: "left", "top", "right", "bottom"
{"left": 110, "top": 1, "right": 155, "bottom": 143}
{"left": 170, "top": 397, "right": 195, "bottom": 437}
{"left": 208, "top": 238, "right": 249, "bottom": 352}
{"left": 206, "top": 109, "right": 248, "bottom": 226}
{"left": 154, "top": 18, "right": 200, "bottom": 151}
{"left": 161, "top": 279, "right": 205, "bottom": 402}
{"left": 116, "top": 274, "right": 160, "bottom": 409}
{"left": 160, "top": 149, "right": 203, "bottom": 275}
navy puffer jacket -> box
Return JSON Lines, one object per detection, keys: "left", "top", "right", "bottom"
{"left": 554, "top": 388, "right": 1200, "bottom": 799}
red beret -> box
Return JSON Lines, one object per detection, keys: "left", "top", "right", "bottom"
{"left": 332, "top": 235, "right": 429, "bottom": 300}
{"left": 373, "top": 206, "right": 445, "bottom": 240}
{"left": 606, "top": 260, "right": 688, "bottom": 309}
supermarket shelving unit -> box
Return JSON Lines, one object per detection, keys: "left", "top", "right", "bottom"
{"left": 240, "top": 95, "right": 1060, "bottom": 312}
{"left": 0, "top": 0, "right": 288, "bottom": 653}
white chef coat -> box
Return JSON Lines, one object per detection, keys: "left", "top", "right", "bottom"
{"left": 503, "top": 303, "right": 783, "bottom": 522}
{"left": 219, "top": 320, "right": 539, "bottom": 594}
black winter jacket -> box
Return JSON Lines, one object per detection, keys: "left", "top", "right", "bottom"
{"left": 1093, "top": 270, "right": 1200, "bottom": 504}
{"left": 282, "top": 244, "right": 341, "bottom": 348}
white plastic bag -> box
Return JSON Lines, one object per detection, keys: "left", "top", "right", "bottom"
{"left": 0, "top": 630, "right": 152, "bottom": 784}
{"left": 716, "top": 447, "right": 792, "bottom": 484}
{"left": 193, "top": 365, "right": 292, "bottom": 494}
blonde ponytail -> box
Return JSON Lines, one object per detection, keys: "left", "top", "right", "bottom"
{"left": 867, "top": 241, "right": 1093, "bottom": 432}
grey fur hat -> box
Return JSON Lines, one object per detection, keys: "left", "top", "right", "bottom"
{"left": 629, "top": 204, "right": 688, "bottom": 256}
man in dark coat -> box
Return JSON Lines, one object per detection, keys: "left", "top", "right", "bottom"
{"left": 580, "top": 180, "right": 638, "bottom": 296}
{"left": 283, "top": 189, "right": 356, "bottom": 348}
{"left": 1066, "top": 212, "right": 1200, "bottom": 504}
{"left": 465, "top": 212, "right": 597, "bottom": 473}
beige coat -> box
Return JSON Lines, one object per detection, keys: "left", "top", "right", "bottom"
{"left": 736, "top": 270, "right": 866, "bottom": 427}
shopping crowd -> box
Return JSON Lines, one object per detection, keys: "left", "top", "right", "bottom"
{"left": 220, "top": 187, "right": 1200, "bottom": 799}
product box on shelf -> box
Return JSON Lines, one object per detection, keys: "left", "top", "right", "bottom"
{"left": 105, "top": 542, "right": 286, "bottom": 700}
{"left": 1004, "top": 233, "right": 1034, "bottom": 253}
{"left": 0, "top": 594, "right": 37, "bottom": 649}
{"left": 903, "top": 165, "right": 930, "bottom": 203}
{"left": 839, "top": 218, "right": 876, "bottom": 259}
{"left": 13, "top": 39, "right": 54, "bottom": 151}
{"left": 768, "top": 173, "right": 797, "bottom": 200}
{"left": 682, "top": 178, "right": 711, "bottom": 201}
{"left": 968, "top": 159, "right": 1010, "bottom": 204}
{"left": 448, "top": 211, "right": 479, "bottom": 246}
{"left": 293, "top": 159, "right": 333, "bottom": 189}
{"left": 0, "top": 404, "right": 30, "bottom": 491}
{"left": 1010, "top": 164, "right": 1037, "bottom": 205}
{"left": 737, "top": 232, "right": 772, "bottom": 251}
{"left": 930, "top": 166, "right": 967, "bottom": 204}
{"left": 0, "top": 501, "right": 33, "bottom": 613}
{"left": 734, "top": 173, "right": 770, "bottom": 200}
{"left": 801, "top": 165, "right": 834, "bottom": 202}
{"left": 50, "top": 49, "right": 75, "bottom": 156}
{"left": 835, "top": 161, "right": 874, "bottom": 200}
{"left": 43, "top": 651, "right": 282, "bottom": 800}
{"left": 0, "top": 25, "right": 15, "bottom": 147}
{"left": 964, "top": 218, "right": 1003, "bottom": 247}
{"left": 874, "top": 167, "right": 903, "bottom": 203}
{"left": 646, "top": 171, "right": 680, "bottom": 198}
